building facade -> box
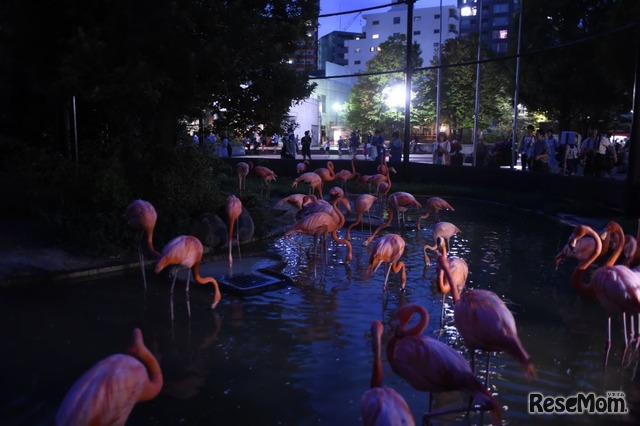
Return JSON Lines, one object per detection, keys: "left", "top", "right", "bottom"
{"left": 318, "top": 31, "right": 362, "bottom": 70}
{"left": 345, "top": 2, "right": 460, "bottom": 73}
{"left": 457, "top": 0, "right": 519, "bottom": 53}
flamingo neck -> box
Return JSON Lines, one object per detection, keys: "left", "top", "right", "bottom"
{"left": 570, "top": 226, "right": 601, "bottom": 299}
{"left": 145, "top": 230, "right": 161, "bottom": 258}
{"left": 127, "top": 329, "right": 163, "bottom": 401}
{"left": 438, "top": 247, "right": 461, "bottom": 303}
{"left": 192, "top": 262, "right": 222, "bottom": 307}
{"left": 370, "top": 321, "right": 383, "bottom": 388}
{"left": 396, "top": 305, "right": 428, "bottom": 337}
{"left": 604, "top": 222, "right": 625, "bottom": 267}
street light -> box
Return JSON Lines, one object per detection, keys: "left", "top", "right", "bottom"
{"left": 384, "top": 84, "right": 405, "bottom": 130}
{"left": 333, "top": 102, "right": 343, "bottom": 127}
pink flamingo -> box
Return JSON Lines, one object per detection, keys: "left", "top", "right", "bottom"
{"left": 437, "top": 238, "right": 536, "bottom": 383}
{"left": 286, "top": 196, "right": 352, "bottom": 262}
{"left": 276, "top": 193, "right": 309, "bottom": 211}
{"left": 387, "top": 304, "right": 501, "bottom": 425}
{"left": 235, "top": 161, "right": 250, "bottom": 193}
{"left": 360, "top": 320, "right": 415, "bottom": 426}
{"left": 328, "top": 186, "right": 344, "bottom": 201}
{"left": 416, "top": 197, "right": 455, "bottom": 230}
{"left": 225, "top": 195, "right": 242, "bottom": 267}
{"left": 375, "top": 167, "right": 395, "bottom": 205}
{"left": 124, "top": 199, "right": 161, "bottom": 289}
{"left": 334, "top": 156, "right": 360, "bottom": 194}
{"left": 366, "top": 234, "right": 406, "bottom": 290}
{"left": 422, "top": 221, "right": 461, "bottom": 263}
{"left": 292, "top": 172, "right": 323, "bottom": 199}
{"left": 55, "top": 328, "right": 163, "bottom": 426}
{"left": 314, "top": 160, "right": 336, "bottom": 183}
{"left": 296, "top": 160, "right": 310, "bottom": 175}
{"left": 365, "top": 192, "right": 422, "bottom": 246}
{"left": 252, "top": 165, "right": 277, "bottom": 198}
{"left": 570, "top": 222, "right": 640, "bottom": 366}
{"left": 155, "top": 235, "right": 222, "bottom": 317}
{"left": 346, "top": 194, "right": 377, "bottom": 241}
{"left": 554, "top": 224, "right": 614, "bottom": 269}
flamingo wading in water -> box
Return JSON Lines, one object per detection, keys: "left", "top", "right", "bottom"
{"left": 346, "top": 194, "right": 377, "bottom": 241}
{"left": 55, "top": 328, "right": 163, "bottom": 426}
{"left": 387, "top": 304, "right": 502, "bottom": 425}
{"left": 436, "top": 237, "right": 536, "bottom": 383}
{"left": 225, "top": 195, "right": 243, "bottom": 267}
{"left": 124, "top": 199, "right": 161, "bottom": 289}
{"left": 366, "top": 234, "right": 407, "bottom": 290}
{"left": 365, "top": 192, "right": 422, "bottom": 246}
{"left": 416, "top": 197, "right": 455, "bottom": 230}
{"left": 568, "top": 222, "right": 640, "bottom": 367}
{"left": 155, "top": 235, "right": 222, "bottom": 318}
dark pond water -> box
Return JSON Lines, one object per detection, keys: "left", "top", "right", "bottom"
{"left": 1, "top": 197, "right": 639, "bottom": 425}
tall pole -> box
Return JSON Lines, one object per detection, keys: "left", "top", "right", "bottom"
{"left": 511, "top": 1, "right": 524, "bottom": 169}
{"left": 472, "top": 0, "right": 483, "bottom": 167}
{"left": 626, "top": 26, "right": 640, "bottom": 215}
{"left": 403, "top": 0, "right": 415, "bottom": 170}
{"left": 435, "top": 0, "right": 443, "bottom": 139}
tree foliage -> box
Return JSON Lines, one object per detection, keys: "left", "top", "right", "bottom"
{"left": 518, "top": 0, "right": 639, "bottom": 131}
{"left": 0, "top": 0, "right": 318, "bottom": 252}
{"left": 345, "top": 34, "right": 425, "bottom": 134}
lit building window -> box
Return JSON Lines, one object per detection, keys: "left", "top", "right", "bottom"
{"left": 414, "top": 16, "right": 421, "bottom": 21}
{"left": 461, "top": 6, "right": 476, "bottom": 17}
{"left": 370, "top": 47, "right": 376, "bottom": 52}
{"left": 372, "top": 34, "right": 380, "bottom": 39}
{"left": 355, "top": 48, "right": 361, "bottom": 53}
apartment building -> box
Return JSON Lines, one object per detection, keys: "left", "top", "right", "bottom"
{"left": 458, "top": 0, "right": 519, "bottom": 53}
{"left": 344, "top": 2, "right": 460, "bottom": 73}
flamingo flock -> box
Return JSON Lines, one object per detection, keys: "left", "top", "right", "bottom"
{"left": 62, "top": 153, "right": 640, "bottom": 425}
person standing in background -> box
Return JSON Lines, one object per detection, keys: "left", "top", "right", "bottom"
{"left": 518, "top": 125, "right": 535, "bottom": 171}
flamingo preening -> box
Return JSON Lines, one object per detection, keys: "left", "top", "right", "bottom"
{"left": 55, "top": 328, "right": 163, "bottom": 426}
{"left": 124, "top": 199, "right": 161, "bottom": 289}
{"left": 359, "top": 320, "right": 415, "bottom": 426}
{"left": 387, "top": 304, "right": 502, "bottom": 426}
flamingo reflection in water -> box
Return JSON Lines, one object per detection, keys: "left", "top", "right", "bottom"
{"left": 387, "top": 304, "right": 502, "bottom": 426}
{"left": 55, "top": 328, "right": 163, "bottom": 426}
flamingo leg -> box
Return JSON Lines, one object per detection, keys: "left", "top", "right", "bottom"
{"left": 485, "top": 352, "right": 492, "bottom": 388}
{"left": 383, "top": 262, "right": 393, "bottom": 290}
{"left": 138, "top": 246, "right": 147, "bottom": 290}
{"left": 235, "top": 218, "right": 241, "bottom": 260}
{"left": 621, "top": 312, "right": 630, "bottom": 366}
{"left": 605, "top": 316, "right": 612, "bottom": 369}
{"left": 367, "top": 210, "right": 372, "bottom": 234}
